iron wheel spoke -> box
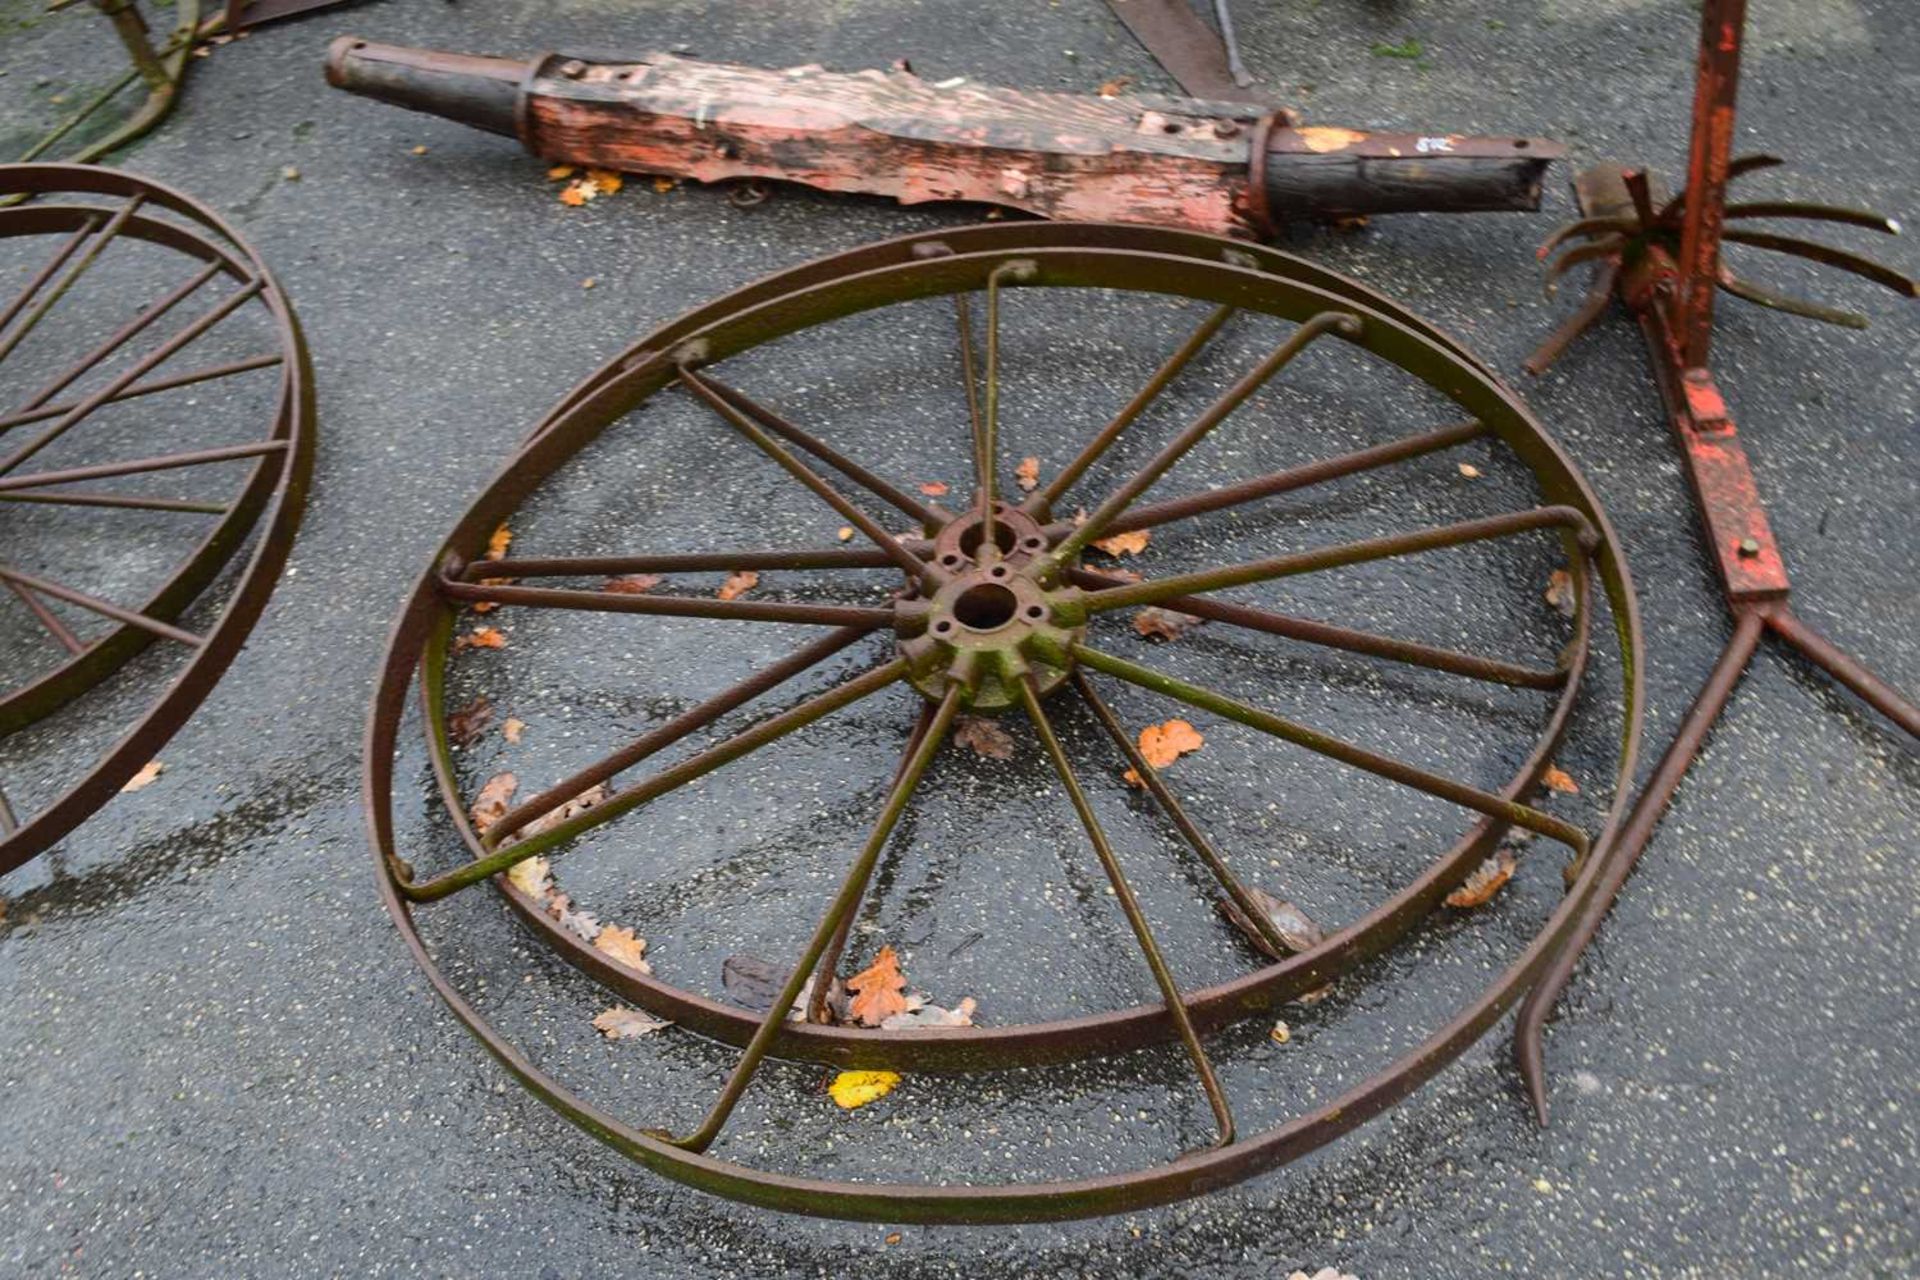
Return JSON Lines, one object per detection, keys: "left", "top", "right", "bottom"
{"left": 695, "top": 373, "right": 949, "bottom": 529}
{"left": 0, "top": 196, "right": 143, "bottom": 366}
{"left": 1080, "top": 506, "right": 1593, "bottom": 614}
{"left": 1071, "top": 566, "right": 1567, "bottom": 689}
{"left": 1073, "top": 644, "right": 1589, "bottom": 855}
{"left": 3, "top": 577, "right": 85, "bottom": 654}
{"left": 0, "top": 215, "right": 100, "bottom": 339}
{"left": 0, "top": 354, "right": 284, "bottom": 436}
{"left": 1043, "top": 311, "right": 1361, "bottom": 570}
{"left": 1046, "top": 418, "right": 1489, "bottom": 542}
{"left": 0, "top": 278, "right": 268, "bottom": 477}
{"left": 678, "top": 364, "right": 942, "bottom": 586}
{"left": 404, "top": 656, "right": 911, "bottom": 901}
{"left": 11, "top": 259, "right": 223, "bottom": 415}
{"left": 1018, "top": 675, "right": 1235, "bottom": 1148}
{"left": 435, "top": 575, "right": 893, "bottom": 629}
{"left": 0, "top": 489, "right": 227, "bottom": 514}
{"left": 1072, "top": 671, "right": 1293, "bottom": 960}
{"left": 654, "top": 683, "right": 962, "bottom": 1153}
{"left": 0, "top": 564, "right": 203, "bottom": 648}
{"left": 466, "top": 546, "right": 902, "bottom": 580}
{"left": 974, "top": 260, "right": 1035, "bottom": 563}
{"left": 1030, "top": 304, "right": 1234, "bottom": 517}
{"left": 0, "top": 439, "right": 287, "bottom": 493}
{"left": 483, "top": 626, "right": 876, "bottom": 847}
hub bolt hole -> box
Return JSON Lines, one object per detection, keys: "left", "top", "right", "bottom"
{"left": 958, "top": 520, "right": 1018, "bottom": 560}
{"left": 1024, "top": 604, "right": 1046, "bottom": 621}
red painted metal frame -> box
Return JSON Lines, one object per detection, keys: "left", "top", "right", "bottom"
{"left": 1519, "top": 0, "right": 1919, "bottom": 1102}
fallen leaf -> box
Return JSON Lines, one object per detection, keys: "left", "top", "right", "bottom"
{"left": 1137, "top": 718, "right": 1203, "bottom": 769}
{"left": 954, "top": 716, "right": 1015, "bottom": 760}
{"left": 1542, "top": 764, "right": 1580, "bottom": 795}
{"left": 581, "top": 277, "right": 597, "bottom": 290}
{"left": 1092, "top": 528, "right": 1150, "bottom": 557}
{"left": 651, "top": 175, "right": 679, "bottom": 193}
{"left": 586, "top": 167, "right": 623, "bottom": 195}
{"left": 1445, "top": 850, "right": 1518, "bottom": 908}
{"left": 717, "top": 569, "right": 759, "bottom": 601}
{"left": 1217, "top": 887, "right": 1325, "bottom": 958}
{"left": 506, "top": 853, "right": 552, "bottom": 902}
{"left": 447, "top": 695, "right": 493, "bottom": 747}
{"left": 1096, "top": 75, "right": 1134, "bottom": 97}
{"left": 829, "top": 1070, "right": 901, "bottom": 1109}
{"left": 885, "top": 1232, "right": 903, "bottom": 1246}
{"left": 837, "top": 526, "right": 854, "bottom": 541}
{"left": 455, "top": 625, "right": 506, "bottom": 652}
{"left": 1457, "top": 462, "right": 1482, "bottom": 478}
{"left": 603, "top": 573, "right": 662, "bottom": 595}
{"left": 485, "top": 523, "right": 512, "bottom": 560}
{"left": 592, "top": 1007, "right": 672, "bottom": 1040}
{"left": 411, "top": 145, "right": 429, "bottom": 156}
{"left": 120, "top": 760, "right": 164, "bottom": 793}
{"left": 845, "top": 945, "right": 909, "bottom": 1027}
{"left": 918, "top": 481, "right": 950, "bottom": 497}
{"left": 558, "top": 181, "right": 591, "bottom": 207}
{"left": 1269, "top": 1019, "right": 1291, "bottom": 1044}
{"left": 1544, "top": 568, "right": 1576, "bottom": 617}
{"left": 469, "top": 772, "right": 518, "bottom": 832}
{"left": 1132, "top": 606, "right": 1203, "bottom": 642}
{"left": 547, "top": 164, "right": 576, "bottom": 180}
{"left": 1015, "top": 456, "right": 1041, "bottom": 492}
{"left": 469, "top": 576, "right": 512, "bottom": 614}
{"left": 880, "top": 996, "right": 977, "bottom": 1030}
{"left": 548, "top": 893, "right": 602, "bottom": 942}
{"left": 502, "top": 717, "right": 526, "bottom": 744}
{"left": 594, "top": 924, "right": 652, "bottom": 973}
{"left": 505, "top": 783, "right": 610, "bottom": 847}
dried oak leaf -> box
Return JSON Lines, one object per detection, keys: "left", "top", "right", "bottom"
{"left": 1542, "top": 764, "right": 1580, "bottom": 794}
{"left": 880, "top": 996, "right": 977, "bottom": 1030}
{"left": 594, "top": 924, "right": 651, "bottom": 973}
{"left": 1544, "top": 568, "right": 1576, "bottom": 617}
{"left": 506, "top": 853, "right": 552, "bottom": 903}
{"left": 603, "top": 573, "right": 662, "bottom": 595}
{"left": 1217, "top": 887, "right": 1325, "bottom": 959}
{"left": 502, "top": 717, "right": 526, "bottom": 744}
{"left": 469, "top": 772, "right": 517, "bottom": 832}
{"left": 845, "top": 945, "right": 909, "bottom": 1027}
{"left": 1138, "top": 719, "right": 1203, "bottom": 769}
{"left": 1015, "top": 455, "right": 1041, "bottom": 492}
{"left": 506, "top": 783, "right": 610, "bottom": 847}
{"left": 829, "top": 1070, "right": 900, "bottom": 1109}
{"left": 447, "top": 695, "right": 493, "bottom": 747}
{"left": 592, "top": 1007, "right": 671, "bottom": 1040}
{"left": 1091, "top": 528, "right": 1150, "bottom": 558}
{"left": 954, "top": 716, "right": 1016, "bottom": 760}
{"left": 717, "top": 569, "right": 759, "bottom": 601}
{"left": 547, "top": 893, "right": 601, "bottom": 942}
{"left": 120, "top": 760, "right": 164, "bottom": 793}
{"left": 918, "top": 480, "right": 950, "bottom": 497}
{"left": 1132, "top": 606, "right": 1203, "bottom": 642}
{"left": 1445, "top": 850, "right": 1518, "bottom": 909}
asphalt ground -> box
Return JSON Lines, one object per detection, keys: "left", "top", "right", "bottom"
{"left": 0, "top": 1, "right": 1914, "bottom": 1276}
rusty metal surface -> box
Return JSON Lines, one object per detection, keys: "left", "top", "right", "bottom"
{"left": 365, "top": 225, "right": 1644, "bottom": 1221}
{"left": 1103, "top": 0, "right": 1263, "bottom": 103}
{"left": 0, "top": 163, "right": 314, "bottom": 870}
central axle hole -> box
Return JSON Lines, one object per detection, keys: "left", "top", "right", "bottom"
{"left": 957, "top": 520, "right": 1018, "bottom": 561}
{"left": 952, "top": 582, "right": 1019, "bottom": 631}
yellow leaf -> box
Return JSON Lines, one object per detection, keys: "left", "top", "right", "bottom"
{"left": 587, "top": 168, "right": 623, "bottom": 195}
{"left": 837, "top": 526, "right": 854, "bottom": 542}
{"left": 120, "top": 760, "right": 164, "bottom": 792}
{"left": 829, "top": 1070, "right": 901, "bottom": 1109}
{"left": 506, "top": 853, "right": 551, "bottom": 902}
{"left": 1092, "top": 528, "right": 1150, "bottom": 557}
{"left": 485, "top": 523, "right": 512, "bottom": 560}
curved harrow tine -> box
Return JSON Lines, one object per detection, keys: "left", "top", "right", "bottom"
{"left": 1543, "top": 236, "right": 1625, "bottom": 296}
{"left": 1525, "top": 260, "right": 1620, "bottom": 375}
{"left": 1717, "top": 269, "right": 1870, "bottom": 329}
{"left": 1657, "top": 152, "right": 1786, "bottom": 226}
{"left": 1535, "top": 216, "right": 1641, "bottom": 262}
{"left": 1721, "top": 230, "right": 1920, "bottom": 298}
{"left": 1723, "top": 201, "right": 1902, "bottom": 235}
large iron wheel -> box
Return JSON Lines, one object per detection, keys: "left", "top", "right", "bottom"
{"left": 0, "top": 164, "right": 313, "bottom": 871}
{"left": 368, "top": 224, "right": 1644, "bottom": 1222}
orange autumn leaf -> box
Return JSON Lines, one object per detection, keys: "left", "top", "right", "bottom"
{"left": 1542, "top": 764, "right": 1580, "bottom": 795}
{"left": 546, "top": 164, "right": 576, "bottom": 181}
{"left": 836, "top": 526, "right": 854, "bottom": 542}
{"left": 558, "top": 183, "right": 589, "bottom": 207}
{"left": 485, "top": 523, "right": 512, "bottom": 560}
{"left": 1445, "top": 850, "right": 1518, "bottom": 908}
{"left": 845, "top": 945, "right": 909, "bottom": 1027}
{"left": 918, "top": 480, "right": 950, "bottom": 497}
{"left": 457, "top": 626, "right": 506, "bottom": 651}
{"left": 1015, "top": 456, "right": 1041, "bottom": 492}
{"left": 594, "top": 924, "right": 651, "bottom": 973}
{"left": 120, "top": 760, "right": 164, "bottom": 793}
{"left": 717, "top": 569, "right": 759, "bottom": 601}
{"left": 603, "top": 573, "right": 662, "bottom": 595}
{"left": 1138, "top": 718, "right": 1203, "bottom": 769}
{"left": 586, "top": 167, "right": 623, "bottom": 195}
{"left": 651, "top": 175, "right": 679, "bottom": 193}
{"left": 1092, "top": 528, "right": 1150, "bottom": 557}
{"left": 1544, "top": 568, "right": 1576, "bottom": 617}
